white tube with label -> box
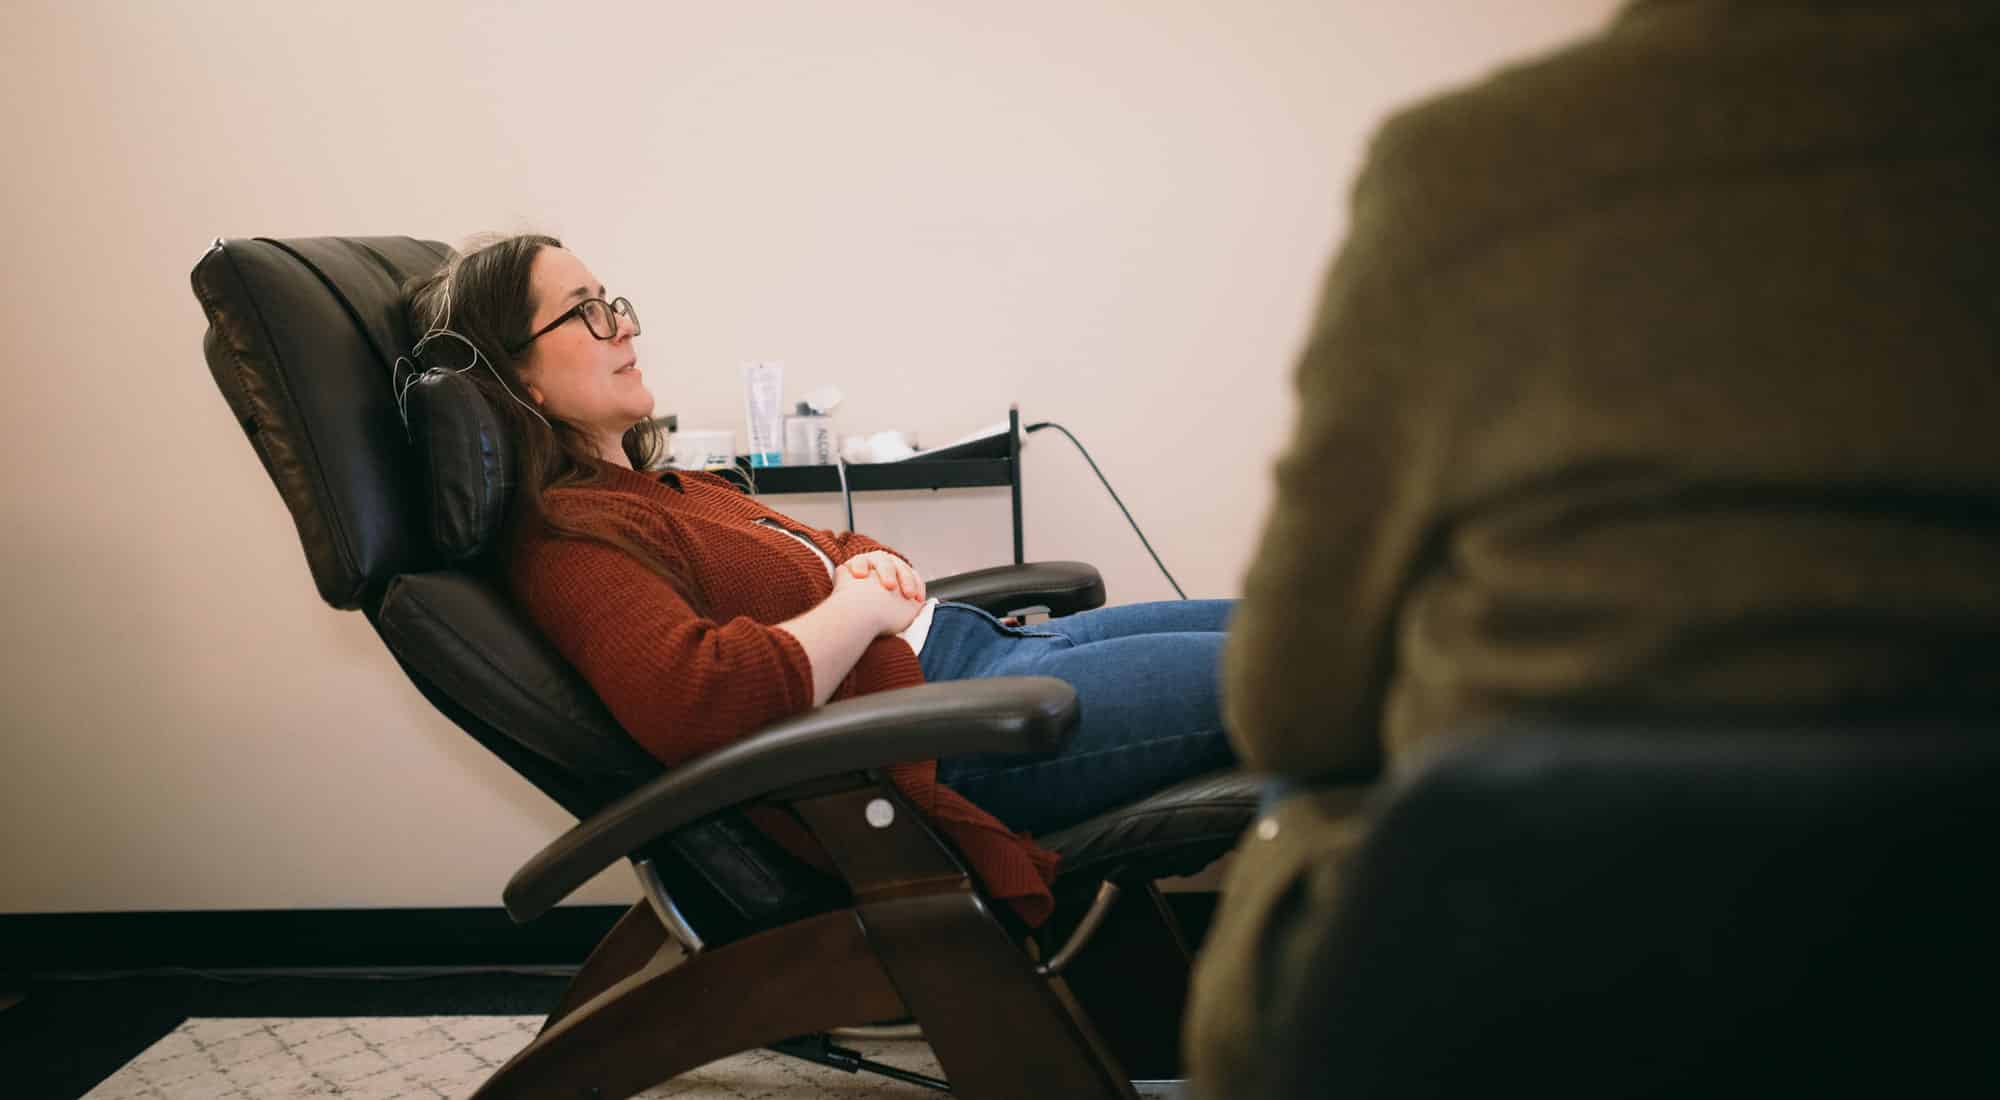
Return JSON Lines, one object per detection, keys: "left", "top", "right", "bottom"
{"left": 741, "top": 362, "right": 784, "bottom": 467}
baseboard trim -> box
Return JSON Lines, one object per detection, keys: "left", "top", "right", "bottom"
{"left": 0, "top": 906, "right": 630, "bottom": 979}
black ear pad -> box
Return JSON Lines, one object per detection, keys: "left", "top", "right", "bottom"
{"left": 404, "top": 368, "right": 515, "bottom": 561}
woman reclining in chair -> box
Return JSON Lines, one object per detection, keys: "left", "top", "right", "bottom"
{"left": 399, "top": 233, "right": 1236, "bottom": 925}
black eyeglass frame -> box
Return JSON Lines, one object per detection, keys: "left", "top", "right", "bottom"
{"left": 507, "top": 296, "right": 640, "bottom": 354}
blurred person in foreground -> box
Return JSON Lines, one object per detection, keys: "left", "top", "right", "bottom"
{"left": 1190, "top": 0, "right": 1999, "bottom": 1091}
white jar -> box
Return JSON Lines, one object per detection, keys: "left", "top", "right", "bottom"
{"left": 782, "top": 405, "right": 836, "bottom": 466}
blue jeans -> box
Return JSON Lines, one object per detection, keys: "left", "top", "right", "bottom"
{"left": 919, "top": 599, "right": 1238, "bottom": 836}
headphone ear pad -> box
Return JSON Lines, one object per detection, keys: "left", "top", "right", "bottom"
{"left": 405, "top": 368, "right": 515, "bottom": 562}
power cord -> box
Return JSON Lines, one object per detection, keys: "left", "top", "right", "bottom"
{"left": 1024, "top": 420, "right": 1187, "bottom": 599}
{"left": 710, "top": 419, "right": 1182, "bottom": 592}
{"left": 836, "top": 455, "right": 854, "bottom": 531}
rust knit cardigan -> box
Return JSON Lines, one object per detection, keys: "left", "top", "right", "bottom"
{"left": 506, "top": 462, "right": 1060, "bottom": 925}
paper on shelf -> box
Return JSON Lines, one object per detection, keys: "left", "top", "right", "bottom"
{"left": 882, "top": 420, "right": 1011, "bottom": 462}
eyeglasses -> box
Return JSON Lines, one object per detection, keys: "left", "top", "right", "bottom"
{"left": 508, "top": 296, "right": 641, "bottom": 353}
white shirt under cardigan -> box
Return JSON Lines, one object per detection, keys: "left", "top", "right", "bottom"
{"left": 757, "top": 519, "right": 939, "bottom": 655}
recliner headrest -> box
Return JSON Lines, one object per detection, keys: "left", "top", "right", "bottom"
{"left": 192, "top": 236, "right": 455, "bottom": 609}
{"left": 403, "top": 367, "right": 516, "bottom": 562}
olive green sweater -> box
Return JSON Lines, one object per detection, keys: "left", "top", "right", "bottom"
{"left": 1224, "top": 0, "right": 2000, "bottom": 784}
{"left": 1195, "top": 3, "right": 2000, "bottom": 1092}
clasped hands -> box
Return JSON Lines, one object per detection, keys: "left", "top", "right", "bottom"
{"left": 833, "top": 550, "right": 928, "bottom": 635}
{"left": 844, "top": 550, "right": 925, "bottom": 601}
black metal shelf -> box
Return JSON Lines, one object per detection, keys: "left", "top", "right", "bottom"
{"left": 732, "top": 458, "right": 1012, "bottom": 494}
{"left": 724, "top": 407, "right": 1027, "bottom": 563}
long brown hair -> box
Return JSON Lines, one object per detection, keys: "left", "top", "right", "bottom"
{"left": 399, "top": 234, "right": 688, "bottom": 590}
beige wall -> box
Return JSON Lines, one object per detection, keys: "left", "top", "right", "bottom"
{"left": 0, "top": 0, "right": 1620, "bottom": 912}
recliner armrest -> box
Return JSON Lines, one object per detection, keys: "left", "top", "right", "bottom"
{"left": 926, "top": 561, "right": 1106, "bottom": 617}
{"left": 503, "top": 676, "right": 1078, "bottom": 921}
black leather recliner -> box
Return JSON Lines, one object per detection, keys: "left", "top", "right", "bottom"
{"left": 190, "top": 235, "right": 1257, "bottom": 1099}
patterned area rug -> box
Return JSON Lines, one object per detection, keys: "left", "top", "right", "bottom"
{"left": 83, "top": 1016, "right": 943, "bottom": 1099}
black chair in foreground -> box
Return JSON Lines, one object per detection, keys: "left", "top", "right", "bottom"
{"left": 191, "top": 235, "right": 1257, "bottom": 1099}
{"left": 1193, "top": 724, "right": 2000, "bottom": 1099}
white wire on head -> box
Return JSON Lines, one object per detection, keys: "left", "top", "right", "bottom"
{"left": 391, "top": 261, "right": 552, "bottom": 436}
{"left": 706, "top": 460, "right": 758, "bottom": 495}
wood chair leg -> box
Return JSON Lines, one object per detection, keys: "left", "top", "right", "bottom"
{"left": 793, "top": 783, "right": 1140, "bottom": 1100}
{"left": 540, "top": 899, "right": 669, "bottom": 1032}
{"left": 469, "top": 908, "right": 907, "bottom": 1100}
{"left": 860, "top": 890, "right": 1139, "bottom": 1100}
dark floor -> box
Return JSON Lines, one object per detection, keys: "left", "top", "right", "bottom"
{"left": 0, "top": 971, "right": 570, "bottom": 1100}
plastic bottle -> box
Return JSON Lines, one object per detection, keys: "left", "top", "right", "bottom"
{"left": 783, "top": 402, "right": 835, "bottom": 466}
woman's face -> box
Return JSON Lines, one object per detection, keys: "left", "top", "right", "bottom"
{"left": 516, "top": 247, "right": 654, "bottom": 460}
